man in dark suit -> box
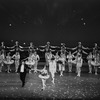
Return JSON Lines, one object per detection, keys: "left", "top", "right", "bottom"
{"left": 18, "top": 61, "right": 31, "bottom": 87}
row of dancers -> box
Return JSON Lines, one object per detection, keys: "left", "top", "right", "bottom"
{"left": 0, "top": 41, "right": 100, "bottom": 55}
{"left": 0, "top": 47, "right": 100, "bottom": 77}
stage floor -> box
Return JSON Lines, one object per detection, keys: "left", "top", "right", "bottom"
{"left": 0, "top": 63, "right": 100, "bottom": 100}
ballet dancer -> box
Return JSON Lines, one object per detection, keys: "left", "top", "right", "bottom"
{"left": 18, "top": 61, "right": 31, "bottom": 87}
{"left": 87, "top": 52, "right": 93, "bottom": 73}
{"left": 4, "top": 52, "right": 14, "bottom": 73}
{"left": 12, "top": 52, "right": 20, "bottom": 73}
{"left": 91, "top": 53, "right": 100, "bottom": 75}
{"left": 48, "top": 57, "right": 56, "bottom": 84}
{"left": 67, "top": 51, "right": 74, "bottom": 72}
{"left": 75, "top": 53, "right": 83, "bottom": 77}
{"left": 32, "top": 51, "right": 40, "bottom": 73}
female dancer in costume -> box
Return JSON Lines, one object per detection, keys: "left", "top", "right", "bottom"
{"left": 58, "top": 52, "right": 66, "bottom": 76}
{"left": 4, "top": 52, "right": 14, "bottom": 73}
{"left": 75, "top": 53, "right": 83, "bottom": 77}
{"left": 45, "top": 51, "right": 53, "bottom": 67}
{"left": 48, "top": 57, "right": 57, "bottom": 84}
{"left": 87, "top": 52, "right": 93, "bottom": 73}
{"left": 91, "top": 53, "right": 100, "bottom": 75}
{"left": 7, "top": 41, "right": 24, "bottom": 53}
{"left": 25, "top": 52, "right": 35, "bottom": 73}
{"left": 67, "top": 51, "right": 74, "bottom": 72}
{"left": 0, "top": 50, "right": 5, "bottom": 72}
{"left": 32, "top": 51, "right": 40, "bottom": 73}
{"left": 12, "top": 52, "right": 20, "bottom": 73}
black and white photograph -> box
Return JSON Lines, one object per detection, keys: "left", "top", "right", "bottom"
{"left": 0, "top": 0, "right": 100, "bottom": 100}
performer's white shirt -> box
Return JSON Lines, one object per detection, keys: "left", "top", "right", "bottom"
{"left": 20, "top": 64, "right": 24, "bottom": 72}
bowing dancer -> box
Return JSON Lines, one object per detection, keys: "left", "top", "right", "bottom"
{"left": 38, "top": 65, "right": 50, "bottom": 90}
{"left": 12, "top": 52, "right": 20, "bottom": 73}
{"left": 4, "top": 52, "right": 14, "bottom": 73}
{"left": 18, "top": 61, "right": 31, "bottom": 87}
{"left": 75, "top": 53, "right": 83, "bottom": 77}
{"left": 67, "top": 51, "right": 74, "bottom": 72}
{"left": 87, "top": 52, "right": 93, "bottom": 73}
{"left": 48, "top": 57, "right": 57, "bottom": 84}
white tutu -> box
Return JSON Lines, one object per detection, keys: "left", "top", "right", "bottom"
{"left": 91, "top": 61, "right": 100, "bottom": 66}
{"left": 4, "top": 60, "right": 14, "bottom": 64}
{"left": 39, "top": 74, "right": 50, "bottom": 80}
{"left": 25, "top": 61, "right": 35, "bottom": 65}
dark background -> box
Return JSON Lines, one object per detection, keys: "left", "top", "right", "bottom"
{"left": 0, "top": 0, "right": 100, "bottom": 47}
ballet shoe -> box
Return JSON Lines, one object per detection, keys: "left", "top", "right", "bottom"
{"left": 77, "top": 74, "right": 80, "bottom": 77}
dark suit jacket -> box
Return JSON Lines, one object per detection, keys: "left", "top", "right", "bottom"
{"left": 18, "top": 63, "right": 31, "bottom": 73}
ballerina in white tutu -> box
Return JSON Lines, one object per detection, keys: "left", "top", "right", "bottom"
{"left": 25, "top": 52, "right": 35, "bottom": 73}
{"left": 4, "top": 52, "right": 14, "bottom": 73}
{"left": 12, "top": 52, "right": 20, "bottom": 73}
{"left": 58, "top": 52, "right": 66, "bottom": 76}
{"left": 91, "top": 53, "right": 100, "bottom": 75}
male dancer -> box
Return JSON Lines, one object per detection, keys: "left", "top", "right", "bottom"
{"left": 18, "top": 61, "right": 31, "bottom": 87}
